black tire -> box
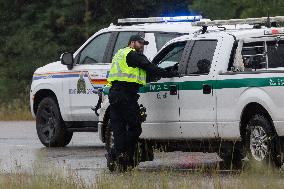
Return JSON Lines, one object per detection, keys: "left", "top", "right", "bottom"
{"left": 243, "top": 114, "right": 281, "bottom": 169}
{"left": 63, "top": 131, "right": 73, "bottom": 146}
{"left": 36, "top": 97, "right": 73, "bottom": 147}
{"left": 104, "top": 117, "right": 113, "bottom": 153}
{"left": 104, "top": 116, "right": 121, "bottom": 172}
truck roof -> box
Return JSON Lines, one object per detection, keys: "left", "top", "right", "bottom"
{"left": 165, "top": 26, "right": 284, "bottom": 44}
{"left": 106, "top": 22, "right": 201, "bottom": 33}
{"left": 225, "top": 27, "right": 284, "bottom": 39}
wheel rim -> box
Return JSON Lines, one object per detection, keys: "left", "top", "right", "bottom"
{"left": 38, "top": 105, "right": 56, "bottom": 143}
{"left": 250, "top": 126, "right": 269, "bottom": 161}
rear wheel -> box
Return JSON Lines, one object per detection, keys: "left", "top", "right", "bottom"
{"left": 104, "top": 118, "right": 114, "bottom": 153}
{"left": 243, "top": 114, "right": 281, "bottom": 169}
{"left": 36, "top": 97, "right": 73, "bottom": 147}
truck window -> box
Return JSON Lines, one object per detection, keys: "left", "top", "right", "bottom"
{"left": 242, "top": 41, "right": 266, "bottom": 71}
{"left": 157, "top": 42, "right": 186, "bottom": 69}
{"left": 112, "top": 31, "right": 139, "bottom": 57}
{"left": 267, "top": 40, "right": 284, "bottom": 68}
{"left": 155, "top": 33, "right": 183, "bottom": 51}
{"left": 186, "top": 40, "right": 217, "bottom": 75}
{"left": 79, "top": 32, "right": 111, "bottom": 64}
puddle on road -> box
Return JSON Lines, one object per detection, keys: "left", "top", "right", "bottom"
{"left": 0, "top": 121, "right": 225, "bottom": 184}
{"left": 0, "top": 144, "right": 224, "bottom": 184}
{"left": 0, "top": 144, "right": 107, "bottom": 182}
{"left": 0, "top": 121, "right": 106, "bottom": 181}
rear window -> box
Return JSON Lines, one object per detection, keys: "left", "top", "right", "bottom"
{"left": 241, "top": 41, "right": 266, "bottom": 70}
{"left": 112, "top": 31, "right": 139, "bottom": 57}
{"left": 155, "top": 33, "right": 183, "bottom": 51}
{"left": 267, "top": 40, "right": 284, "bottom": 68}
{"left": 241, "top": 40, "right": 284, "bottom": 71}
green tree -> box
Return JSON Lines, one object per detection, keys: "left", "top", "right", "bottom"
{"left": 0, "top": 0, "right": 191, "bottom": 104}
{"left": 192, "top": 0, "right": 284, "bottom": 19}
{"left": 3, "top": 0, "right": 284, "bottom": 106}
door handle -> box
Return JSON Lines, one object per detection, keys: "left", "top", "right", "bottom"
{"left": 203, "top": 84, "right": 212, "bottom": 94}
{"left": 169, "top": 85, "right": 178, "bottom": 95}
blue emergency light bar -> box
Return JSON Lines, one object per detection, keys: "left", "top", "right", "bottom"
{"left": 118, "top": 15, "right": 203, "bottom": 24}
{"left": 162, "top": 15, "right": 202, "bottom": 22}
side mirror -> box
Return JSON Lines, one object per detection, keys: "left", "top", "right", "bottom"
{"left": 60, "top": 52, "right": 74, "bottom": 70}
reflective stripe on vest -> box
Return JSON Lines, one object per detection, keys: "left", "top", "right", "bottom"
{"left": 108, "top": 61, "right": 146, "bottom": 81}
{"left": 107, "top": 47, "right": 147, "bottom": 85}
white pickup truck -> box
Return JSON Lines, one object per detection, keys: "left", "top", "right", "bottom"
{"left": 30, "top": 16, "right": 206, "bottom": 147}
{"left": 99, "top": 16, "right": 284, "bottom": 168}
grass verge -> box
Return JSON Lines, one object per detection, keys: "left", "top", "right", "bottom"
{"left": 0, "top": 101, "right": 33, "bottom": 121}
{"left": 1, "top": 168, "right": 284, "bottom": 189}
{"left": 96, "top": 168, "right": 284, "bottom": 189}
{"left": 0, "top": 172, "right": 86, "bottom": 189}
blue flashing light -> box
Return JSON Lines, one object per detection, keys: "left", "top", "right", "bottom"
{"left": 162, "top": 15, "right": 202, "bottom": 22}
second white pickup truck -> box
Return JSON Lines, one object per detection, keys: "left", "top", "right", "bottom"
{"left": 99, "top": 16, "right": 284, "bottom": 168}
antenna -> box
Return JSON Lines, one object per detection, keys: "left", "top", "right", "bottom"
{"left": 201, "top": 26, "right": 208, "bottom": 34}
{"left": 266, "top": 13, "right": 271, "bottom": 28}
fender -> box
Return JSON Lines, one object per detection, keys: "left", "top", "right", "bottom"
{"left": 31, "top": 82, "right": 70, "bottom": 121}
{"left": 237, "top": 87, "right": 275, "bottom": 121}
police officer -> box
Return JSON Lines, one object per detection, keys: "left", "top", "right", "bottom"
{"left": 106, "top": 35, "right": 177, "bottom": 171}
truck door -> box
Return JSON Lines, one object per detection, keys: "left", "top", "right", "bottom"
{"left": 179, "top": 40, "right": 218, "bottom": 139}
{"left": 139, "top": 41, "right": 188, "bottom": 139}
{"left": 67, "top": 32, "right": 113, "bottom": 121}
{"left": 68, "top": 31, "right": 141, "bottom": 121}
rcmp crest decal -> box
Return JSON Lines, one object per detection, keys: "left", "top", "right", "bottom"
{"left": 77, "top": 72, "right": 86, "bottom": 94}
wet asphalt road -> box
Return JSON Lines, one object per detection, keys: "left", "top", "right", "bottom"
{"left": 0, "top": 121, "right": 222, "bottom": 181}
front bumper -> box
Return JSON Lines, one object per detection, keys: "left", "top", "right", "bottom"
{"left": 30, "top": 91, "right": 36, "bottom": 118}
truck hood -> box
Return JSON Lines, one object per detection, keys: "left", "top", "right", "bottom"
{"left": 34, "top": 61, "right": 68, "bottom": 74}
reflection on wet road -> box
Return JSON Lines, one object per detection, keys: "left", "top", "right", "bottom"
{"left": 0, "top": 121, "right": 222, "bottom": 181}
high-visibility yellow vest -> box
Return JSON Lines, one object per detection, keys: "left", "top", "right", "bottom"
{"left": 107, "top": 47, "right": 147, "bottom": 86}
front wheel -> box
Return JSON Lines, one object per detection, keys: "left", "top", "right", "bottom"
{"left": 36, "top": 97, "right": 73, "bottom": 147}
{"left": 243, "top": 114, "right": 281, "bottom": 169}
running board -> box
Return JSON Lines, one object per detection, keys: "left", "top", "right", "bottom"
{"left": 67, "top": 127, "right": 98, "bottom": 132}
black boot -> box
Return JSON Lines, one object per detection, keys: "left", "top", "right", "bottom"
{"left": 116, "top": 153, "right": 130, "bottom": 172}
{"left": 105, "top": 148, "right": 117, "bottom": 172}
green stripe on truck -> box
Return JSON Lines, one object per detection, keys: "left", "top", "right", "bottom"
{"left": 103, "top": 77, "right": 284, "bottom": 95}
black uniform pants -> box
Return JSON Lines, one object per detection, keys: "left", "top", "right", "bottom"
{"left": 108, "top": 88, "right": 142, "bottom": 160}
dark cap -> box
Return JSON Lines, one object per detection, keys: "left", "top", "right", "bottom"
{"left": 128, "top": 35, "right": 149, "bottom": 45}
